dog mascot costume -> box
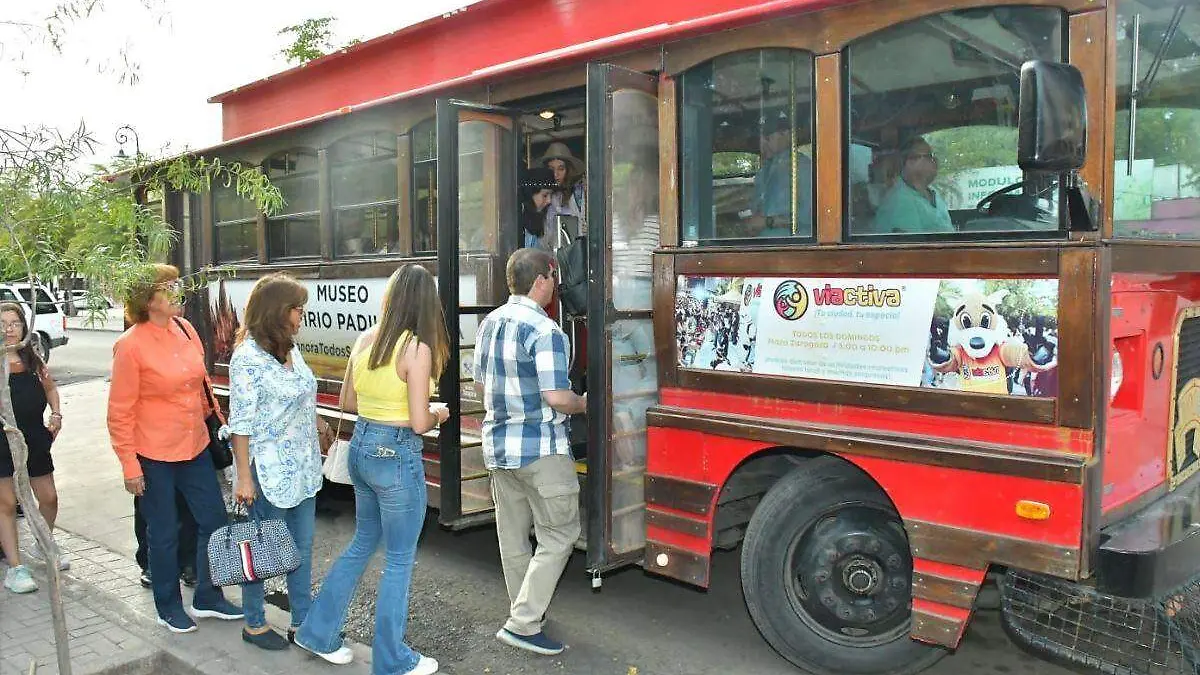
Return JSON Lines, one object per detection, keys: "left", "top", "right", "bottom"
{"left": 928, "top": 289, "right": 1056, "bottom": 394}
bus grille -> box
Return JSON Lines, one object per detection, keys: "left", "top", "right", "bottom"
{"left": 1171, "top": 314, "right": 1200, "bottom": 488}
{"left": 1000, "top": 569, "right": 1200, "bottom": 675}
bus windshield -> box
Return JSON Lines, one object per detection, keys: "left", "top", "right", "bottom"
{"left": 845, "top": 6, "right": 1065, "bottom": 238}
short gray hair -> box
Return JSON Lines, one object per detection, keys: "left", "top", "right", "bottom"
{"left": 506, "top": 248, "right": 555, "bottom": 296}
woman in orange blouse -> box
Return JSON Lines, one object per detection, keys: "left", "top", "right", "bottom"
{"left": 107, "top": 264, "right": 243, "bottom": 633}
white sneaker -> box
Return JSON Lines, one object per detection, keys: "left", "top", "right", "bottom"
{"left": 294, "top": 636, "right": 354, "bottom": 665}
{"left": 25, "top": 542, "right": 70, "bottom": 570}
{"left": 402, "top": 656, "right": 439, "bottom": 675}
{"left": 4, "top": 565, "right": 38, "bottom": 593}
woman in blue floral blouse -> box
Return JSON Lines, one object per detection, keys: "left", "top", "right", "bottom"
{"left": 227, "top": 273, "right": 335, "bottom": 650}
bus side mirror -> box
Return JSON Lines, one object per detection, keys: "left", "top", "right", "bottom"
{"left": 1017, "top": 61, "right": 1087, "bottom": 172}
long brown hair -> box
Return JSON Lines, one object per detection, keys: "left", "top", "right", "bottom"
{"left": 237, "top": 273, "right": 308, "bottom": 363}
{"left": 552, "top": 161, "right": 583, "bottom": 201}
{"left": 368, "top": 264, "right": 449, "bottom": 378}
{"left": 0, "top": 302, "right": 46, "bottom": 377}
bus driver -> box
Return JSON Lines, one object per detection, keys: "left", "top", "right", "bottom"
{"left": 870, "top": 136, "right": 954, "bottom": 235}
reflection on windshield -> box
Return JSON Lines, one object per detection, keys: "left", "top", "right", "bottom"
{"left": 846, "top": 6, "right": 1064, "bottom": 237}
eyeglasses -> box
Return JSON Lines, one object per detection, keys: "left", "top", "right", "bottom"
{"left": 908, "top": 152, "right": 937, "bottom": 162}
{"left": 2, "top": 322, "right": 23, "bottom": 331}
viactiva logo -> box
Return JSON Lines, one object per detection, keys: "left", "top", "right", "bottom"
{"left": 773, "top": 280, "right": 904, "bottom": 320}
{"left": 811, "top": 283, "right": 902, "bottom": 308}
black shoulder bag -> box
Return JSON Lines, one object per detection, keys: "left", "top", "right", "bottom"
{"left": 173, "top": 317, "right": 234, "bottom": 470}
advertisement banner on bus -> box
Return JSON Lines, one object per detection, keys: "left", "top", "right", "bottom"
{"left": 207, "top": 274, "right": 481, "bottom": 381}
{"left": 208, "top": 277, "right": 389, "bottom": 379}
{"left": 675, "top": 276, "right": 1058, "bottom": 396}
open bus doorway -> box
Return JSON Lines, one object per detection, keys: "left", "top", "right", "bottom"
{"left": 512, "top": 92, "right": 591, "bottom": 469}
{"left": 509, "top": 72, "right": 662, "bottom": 572}
{"left": 434, "top": 64, "right": 661, "bottom": 574}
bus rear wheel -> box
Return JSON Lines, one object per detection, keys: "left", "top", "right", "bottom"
{"left": 741, "top": 457, "right": 945, "bottom": 675}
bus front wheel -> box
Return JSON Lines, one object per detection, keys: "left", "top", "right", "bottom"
{"left": 740, "top": 457, "right": 945, "bottom": 675}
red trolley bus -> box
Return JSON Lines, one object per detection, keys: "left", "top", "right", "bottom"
{"left": 152, "top": 0, "right": 1200, "bottom": 672}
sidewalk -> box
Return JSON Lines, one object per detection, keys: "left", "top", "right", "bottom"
{"left": 1, "top": 380, "right": 375, "bottom": 675}
{"left": 64, "top": 309, "right": 124, "bottom": 333}
{"left": 2, "top": 523, "right": 374, "bottom": 675}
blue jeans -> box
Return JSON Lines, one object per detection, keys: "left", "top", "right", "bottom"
{"left": 138, "top": 450, "right": 230, "bottom": 617}
{"left": 241, "top": 469, "right": 315, "bottom": 630}
{"left": 297, "top": 420, "right": 427, "bottom": 675}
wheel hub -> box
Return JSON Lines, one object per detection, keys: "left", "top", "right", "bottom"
{"left": 843, "top": 556, "right": 883, "bottom": 595}
{"left": 787, "top": 507, "right": 913, "bottom": 648}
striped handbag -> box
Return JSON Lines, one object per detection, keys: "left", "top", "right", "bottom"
{"left": 207, "top": 509, "right": 300, "bottom": 587}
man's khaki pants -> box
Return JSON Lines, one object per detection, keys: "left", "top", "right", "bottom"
{"left": 490, "top": 453, "right": 581, "bottom": 636}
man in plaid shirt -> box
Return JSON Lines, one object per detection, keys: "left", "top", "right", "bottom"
{"left": 473, "top": 248, "right": 587, "bottom": 657}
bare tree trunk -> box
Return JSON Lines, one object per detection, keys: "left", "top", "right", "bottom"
{"left": 60, "top": 274, "right": 75, "bottom": 317}
{"left": 2, "top": 283, "right": 71, "bottom": 675}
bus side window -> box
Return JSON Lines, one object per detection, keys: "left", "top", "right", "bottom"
{"left": 264, "top": 148, "right": 321, "bottom": 259}
{"left": 679, "top": 49, "right": 816, "bottom": 245}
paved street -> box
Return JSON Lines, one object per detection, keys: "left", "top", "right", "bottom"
{"left": 15, "top": 329, "right": 1076, "bottom": 674}
{"left": 47, "top": 329, "right": 116, "bottom": 388}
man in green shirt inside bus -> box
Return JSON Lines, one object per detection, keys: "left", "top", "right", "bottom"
{"left": 871, "top": 136, "right": 954, "bottom": 235}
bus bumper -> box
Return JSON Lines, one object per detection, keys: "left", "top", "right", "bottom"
{"left": 999, "top": 477, "right": 1200, "bottom": 674}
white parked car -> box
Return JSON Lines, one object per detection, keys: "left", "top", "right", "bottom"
{"left": 59, "top": 289, "right": 114, "bottom": 316}
{"left": 0, "top": 282, "right": 69, "bottom": 363}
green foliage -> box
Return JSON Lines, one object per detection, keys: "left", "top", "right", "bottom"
{"left": 982, "top": 279, "right": 1057, "bottom": 325}
{"left": 713, "top": 152, "right": 758, "bottom": 178}
{"left": 0, "top": 124, "right": 282, "bottom": 325}
{"left": 278, "top": 17, "right": 334, "bottom": 65}
{"left": 2, "top": 1, "right": 164, "bottom": 82}
{"left": 932, "top": 279, "right": 1057, "bottom": 328}
{"left": 1114, "top": 108, "right": 1200, "bottom": 184}
{"left": 277, "top": 17, "right": 360, "bottom": 66}
{"left": 925, "top": 126, "right": 1018, "bottom": 177}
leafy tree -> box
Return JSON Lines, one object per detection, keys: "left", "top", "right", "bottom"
{"left": 1, "top": 9, "right": 280, "bottom": 673}
{"left": 278, "top": 16, "right": 361, "bottom": 65}
{"left": 1114, "top": 108, "right": 1200, "bottom": 189}
{"left": 926, "top": 126, "right": 1018, "bottom": 177}
{"left": 713, "top": 151, "right": 758, "bottom": 178}
{"left": 0, "top": 121, "right": 283, "bottom": 675}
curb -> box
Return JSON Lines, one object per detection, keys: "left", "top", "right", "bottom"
{"left": 88, "top": 648, "right": 163, "bottom": 675}
{"left": 66, "top": 324, "right": 123, "bottom": 334}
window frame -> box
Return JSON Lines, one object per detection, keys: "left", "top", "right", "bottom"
{"left": 676, "top": 48, "right": 819, "bottom": 249}
{"left": 212, "top": 159, "right": 260, "bottom": 265}
{"left": 263, "top": 147, "right": 322, "bottom": 261}
{"left": 840, "top": 5, "right": 1072, "bottom": 244}
{"left": 410, "top": 118, "right": 439, "bottom": 254}
{"left": 329, "top": 132, "right": 402, "bottom": 259}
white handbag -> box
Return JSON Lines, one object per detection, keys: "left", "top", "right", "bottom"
{"left": 322, "top": 416, "right": 352, "bottom": 485}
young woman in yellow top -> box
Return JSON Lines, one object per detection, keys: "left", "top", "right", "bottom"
{"left": 294, "top": 264, "right": 450, "bottom": 675}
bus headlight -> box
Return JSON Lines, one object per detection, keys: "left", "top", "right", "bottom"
{"left": 1110, "top": 349, "right": 1124, "bottom": 403}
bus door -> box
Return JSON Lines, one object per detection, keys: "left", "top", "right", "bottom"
{"left": 583, "top": 63, "right": 662, "bottom": 572}
{"left": 434, "top": 98, "right": 522, "bottom": 528}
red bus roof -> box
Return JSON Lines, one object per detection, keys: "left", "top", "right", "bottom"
{"left": 211, "top": 0, "right": 838, "bottom": 143}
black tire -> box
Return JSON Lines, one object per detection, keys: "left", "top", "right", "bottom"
{"left": 33, "top": 332, "right": 50, "bottom": 364}
{"left": 741, "top": 456, "right": 946, "bottom": 675}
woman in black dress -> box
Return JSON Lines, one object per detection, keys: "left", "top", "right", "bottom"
{"left": 1, "top": 301, "right": 64, "bottom": 594}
